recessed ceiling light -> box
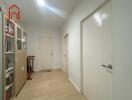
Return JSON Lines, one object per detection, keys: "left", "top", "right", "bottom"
{"left": 37, "top": 0, "right": 46, "bottom": 6}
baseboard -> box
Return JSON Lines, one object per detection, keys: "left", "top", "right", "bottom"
{"left": 53, "top": 66, "right": 63, "bottom": 69}
{"left": 62, "top": 67, "right": 65, "bottom": 72}
{"left": 15, "top": 81, "right": 26, "bottom": 96}
{"left": 34, "top": 68, "right": 63, "bottom": 72}
{"left": 69, "top": 77, "right": 80, "bottom": 92}
{"left": 34, "top": 69, "right": 40, "bottom": 72}
{"left": 34, "top": 66, "right": 63, "bottom": 72}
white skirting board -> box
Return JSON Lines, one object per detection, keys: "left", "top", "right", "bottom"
{"left": 69, "top": 77, "right": 80, "bottom": 92}
{"left": 34, "top": 68, "right": 62, "bottom": 72}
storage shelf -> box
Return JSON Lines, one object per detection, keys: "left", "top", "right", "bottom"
{"left": 6, "top": 34, "right": 14, "bottom": 38}
{"left": 6, "top": 67, "right": 14, "bottom": 73}
{"left": 5, "top": 52, "right": 14, "bottom": 54}
{"left": 2, "top": 15, "right": 27, "bottom": 99}
{"left": 5, "top": 83, "right": 13, "bottom": 91}
{"left": 2, "top": 14, "right": 17, "bottom": 100}
{"left": 17, "top": 38, "right": 22, "bottom": 41}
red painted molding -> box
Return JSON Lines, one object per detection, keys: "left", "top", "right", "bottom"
{"left": 9, "top": 4, "right": 19, "bottom": 9}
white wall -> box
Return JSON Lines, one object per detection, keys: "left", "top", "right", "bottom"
{"left": 113, "top": 0, "right": 132, "bottom": 100}
{"left": 62, "top": 0, "right": 106, "bottom": 90}
{"left": 26, "top": 26, "right": 63, "bottom": 71}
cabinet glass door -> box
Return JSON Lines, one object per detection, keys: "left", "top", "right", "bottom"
{"left": 22, "top": 32, "right": 26, "bottom": 50}
{"left": 17, "top": 27, "right": 22, "bottom": 50}
{"left": 4, "top": 18, "right": 15, "bottom": 100}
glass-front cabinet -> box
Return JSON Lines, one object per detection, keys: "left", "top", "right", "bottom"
{"left": 4, "top": 18, "right": 15, "bottom": 100}
{"left": 22, "top": 32, "right": 26, "bottom": 50}
{"left": 0, "top": 12, "right": 16, "bottom": 100}
{"left": 0, "top": 7, "right": 27, "bottom": 100}
{"left": 16, "top": 26, "right": 22, "bottom": 50}
{"left": 16, "top": 26, "right": 26, "bottom": 51}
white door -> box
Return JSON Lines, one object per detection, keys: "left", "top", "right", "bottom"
{"left": 37, "top": 37, "right": 53, "bottom": 70}
{"left": 82, "top": 1, "right": 112, "bottom": 100}
{"left": 64, "top": 35, "right": 69, "bottom": 75}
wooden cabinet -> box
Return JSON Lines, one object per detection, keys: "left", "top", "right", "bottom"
{"left": 15, "top": 25, "right": 27, "bottom": 96}
{"left": 0, "top": 12, "right": 16, "bottom": 100}
{"left": 27, "top": 56, "right": 35, "bottom": 80}
{"left": 4, "top": 16, "right": 15, "bottom": 100}
{"left": 15, "top": 51, "right": 27, "bottom": 95}
{"left": 0, "top": 10, "right": 27, "bottom": 99}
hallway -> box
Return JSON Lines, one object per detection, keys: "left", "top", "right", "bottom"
{"left": 1, "top": 0, "right": 132, "bottom": 100}
{"left": 15, "top": 70, "right": 87, "bottom": 100}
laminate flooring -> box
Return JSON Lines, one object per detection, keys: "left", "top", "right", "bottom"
{"left": 15, "top": 69, "right": 87, "bottom": 100}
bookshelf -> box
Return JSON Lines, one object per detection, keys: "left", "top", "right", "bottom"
{"left": 0, "top": 9, "right": 27, "bottom": 100}
{"left": 4, "top": 17, "right": 15, "bottom": 100}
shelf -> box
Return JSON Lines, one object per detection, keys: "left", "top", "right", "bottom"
{"left": 5, "top": 52, "right": 14, "bottom": 54}
{"left": 6, "top": 67, "right": 14, "bottom": 73}
{"left": 17, "top": 38, "right": 22, "bottom": 41}
{"left": 5, "top": 83, "right": 13, "bottom": 91}
{"left": 6, "top": 34, "right": 14, "bottom": 38}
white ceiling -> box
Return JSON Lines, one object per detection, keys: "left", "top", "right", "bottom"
{"left": 2, "top": 0, "right": 80, "bottom": 29}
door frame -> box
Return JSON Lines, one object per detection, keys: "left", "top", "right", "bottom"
{"left": 80, "top": 0, "right": 112, "bottom": 94}
{"left": 64, "top": 33, "right": 69, "bottom": 75}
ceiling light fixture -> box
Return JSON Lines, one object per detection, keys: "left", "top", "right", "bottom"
{"left": 37, "top": 0, "right": 46, "bottom": 6}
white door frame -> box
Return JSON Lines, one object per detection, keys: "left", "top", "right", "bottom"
{"left": 64, "top": 34, "right": 69, "bottom": 75}
{"left": 80, "top": 0, "right": 112, "bottom": 94}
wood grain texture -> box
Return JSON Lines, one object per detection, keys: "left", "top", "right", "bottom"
{"left": 15, "top": 51, "right": 27, "bottom": 95}
{"left": 15, "top": 69, "right": 87, "bottom": 100}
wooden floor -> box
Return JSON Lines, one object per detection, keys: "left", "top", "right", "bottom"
{"left": 15, "top": 69, "right": 87, "bottom": 100}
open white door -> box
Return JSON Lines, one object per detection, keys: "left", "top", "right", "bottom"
{"left": 82, "top": 1, "right": 112, "bottom": 100}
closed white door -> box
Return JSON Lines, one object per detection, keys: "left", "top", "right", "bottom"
{"left": 82, "top": 1, "right": 112, "bottom": 100}
{"left": 37, "top": 37, "right": 53, "bottom": 70}
{"left": 64, "top": 35, "right": 69, "bottom": 75}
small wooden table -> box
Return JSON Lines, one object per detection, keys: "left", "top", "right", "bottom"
{"left": 27, "top": 56, "right": 35, "bottom": 80}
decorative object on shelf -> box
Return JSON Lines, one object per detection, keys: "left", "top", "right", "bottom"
{"left": 8, "top": 4, "right": 21, "bottom": 22}
{"left": 5, "top": 20, "right": 14, "bottom": 36}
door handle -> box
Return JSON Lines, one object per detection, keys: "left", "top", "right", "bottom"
{"left": 102, "top": 64, "right": 112, "bottom": 69}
